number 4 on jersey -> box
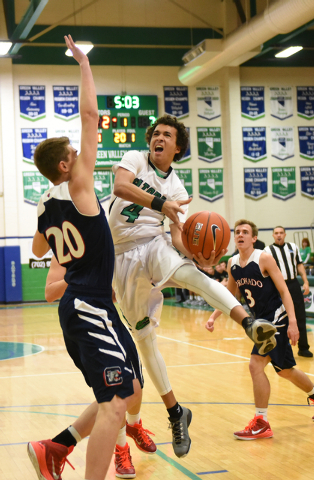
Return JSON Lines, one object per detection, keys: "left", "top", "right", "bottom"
{"left": 121, "top": 203, "right": 144, "bottom": 223}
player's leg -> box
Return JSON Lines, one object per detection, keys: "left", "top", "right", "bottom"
{"left": 287, "top": 282, "right": 312, "bottom": 355}
{"left": 85, "top": 395, "right": 129, "bottom": 480}
{"left": 136, "top": 330, "right": 192, "bottom": 458}
{"left": 172, "top": 264, "right": 277, "bottom": 354}
{"left": 277, "top": 367, "right": 314, "bottom": 395}
{"left": 234, "top": 354, "right": 273, "bottom": 440}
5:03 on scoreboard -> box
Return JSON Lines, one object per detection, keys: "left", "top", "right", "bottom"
{"left": 97, "top": 95, "right": 158, "bottom": 165}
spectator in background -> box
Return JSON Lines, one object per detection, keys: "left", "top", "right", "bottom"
{"left": 300, "top": 238, "right": 311, "bottom": 264}
{"left": 265, "top": 226, "right": 313, "bottom": 358}
{"left": 214, "top": 262, "right": 228, "bottom": 286}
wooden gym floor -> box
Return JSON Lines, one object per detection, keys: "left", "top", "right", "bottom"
{"left": 0, "top": 301, "right": 314, "bottom": 480}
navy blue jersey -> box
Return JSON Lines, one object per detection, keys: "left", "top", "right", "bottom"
{"left": 37, "top": 182, "right": 114, "bottom": 292}
{"left": 230, "top": 249, "right": 283, "bottom": 321}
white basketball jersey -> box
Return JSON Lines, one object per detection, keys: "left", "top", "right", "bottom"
{"left": 109, "top": 151, "right": 189, "bottom": 251}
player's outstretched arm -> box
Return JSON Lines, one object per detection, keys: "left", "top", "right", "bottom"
{"left": 45, "top": 255, "right": 67, "bottom": 303}
{"left": 260, "top": 252, "right": 299, "bottom": 345}
{"left": 65, "top": 35, "right": 98, "bottom": 185}
{"left": 205, "top": 258, "right": 237, "bottom": 332}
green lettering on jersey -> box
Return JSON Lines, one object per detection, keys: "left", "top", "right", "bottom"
{"left": 141, "top": 182, "right": 150, "bottom": 191}
{"left": 135, "top": 317, "right": 150, "bottom": 330}
{"left": 121, "top": 204, "right": 144, "bottom": 223}
{"left": 146, "top": 187, "right": 156, "bottom": 195}
{"left": 133, "top": 178, "right": 143, "bottom": 187}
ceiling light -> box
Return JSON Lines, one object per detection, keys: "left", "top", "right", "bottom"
{"left": 65, "top": 41, "right": 94, "bottom": 57}
{"left": 275, "top": 46, "right": 303, "bottom": 58}
{"left": 0, "top": 41, "right": 13, "bottom": 56}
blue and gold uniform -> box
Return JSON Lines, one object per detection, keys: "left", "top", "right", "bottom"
{"left": 37, "top": 181, "right": 143, "bottom": 402}
{"left": 230, "top": 249, "right": 295, "bottom": 371}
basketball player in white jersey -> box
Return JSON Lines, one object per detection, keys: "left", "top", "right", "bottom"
{"left": 109, "top": 115, "right": 277, "bottom": 457}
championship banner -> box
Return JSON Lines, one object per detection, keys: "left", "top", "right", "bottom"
{"left": 199, "top": 168, "right": 223, "bottom": 202}
{"left": 270, "top": 127, "right": 294, "bottom": 160}
{"left": 163, "top": 86, "right": 189, "bottom": 119}
{"left": 197, "top": 127, "right": 222, "bottom": 162}
{"left": 21, "top": 128, "right": 47, "bottom": 164}
{"left": 174, "top": 168, "right": 193, "bottom": 197}
{"left": 196, "top": 86, "right": 221, "bottom": 121}
{"left": 54, "top": 128, "right": 81, "bottom": 152}
{"left": 244, "top": 168, "right": 268, "bottom": 200}
{"left": 53, "top": 86, "right": 79, "bottom": 121}
{"left": 23, "top": 172, "right": 49, "bottom": 205}
{"left": 297, "top": 86, "right": 314, "bottom": 120}
{"left": 298, "top": 127, "right": 314, "bottom": 160}
{"left": 19, "top": 85, "right": 46, "bottom": 121}
{"left": 272, "top": 167, "right": 296, "bottom": 200}
{"left": 269, "top": 87, "right": 293, "bottom": 120}
{"left": 300, "top": 166, "right": 314, "bottom": 198}
{"left": 241, "top": 86, "right": 265, "bottom": 120}
{"left": 242, "top": 127, "right": 267, "bottom": 162}
{"left": 93, "top": 171, "right": 112, "bottom": 202}
{"left": 176, "top": 127, "right": 191, "bottom": 164}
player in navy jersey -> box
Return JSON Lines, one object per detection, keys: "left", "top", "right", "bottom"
{"left": 206, "top": 219, "right": 314, "bottom": 440}
{"left": 27, "top": 35, "right": 143, "bottom": 480}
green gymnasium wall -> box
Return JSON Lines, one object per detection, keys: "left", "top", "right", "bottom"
{"left": 21, "top": 265, "right": 48, "bottom": 302}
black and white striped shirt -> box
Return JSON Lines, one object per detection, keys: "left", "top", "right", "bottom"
{"left": 264, "top": 242, "right": 302, "bottom": 281}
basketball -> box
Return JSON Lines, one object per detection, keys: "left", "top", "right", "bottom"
{"left": 182, "top": 211, "right": 230, "bottom": 261}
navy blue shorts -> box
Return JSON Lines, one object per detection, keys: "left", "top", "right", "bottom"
{"left": 251, "top": 315, "right": 296, "bottom": 372}
{"left": 59, "top": 286, "right": 143, "bottom": 403}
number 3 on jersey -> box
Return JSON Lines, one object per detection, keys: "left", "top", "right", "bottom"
{"left": 121, "top": 203, "right": 144, "bottom": 223}
{"left": 46, "top": 221, "right": 85, "bottom": 264}
{"left": 244, "top": 288, "right": 255, "bottom": 308}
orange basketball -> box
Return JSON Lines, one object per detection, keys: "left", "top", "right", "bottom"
{"left": 182, "top": 211, "right": 230, "bottom": 261}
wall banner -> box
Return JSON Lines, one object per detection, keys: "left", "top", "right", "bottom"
{"left": 199, "top": 168, "right": 223, "bottom": 202}
{"left": 21, "top": 128, "right": 47, "bottom": 164}
{"left": 174, "top": 168, "right": 193, "bottom": 197}
{"left": 297, "top": 86, "right": 314, "bottom": 120}
{"left": 19, "top": 85, "right": 46, "bottom": 121}
{"left": 53, "top": 86, "right": 79, "bottom": 121}
{"left": 54, "top": 127, "right": 81, "bottom": 152}
{"left": 244, "top": 168, "right": 268, "bottom": 200}
{"left": 269, "top": 87, "right": 293, "bottom": 120}
{"left": 23, "top": 172, "right": 49, "bottom": 205}
{"left": 272, "top": 167, "right": 296, "bottom": 200}
{"left": 300, "top": 166, "right": 314, "bottom": 199}
{"left": 93, "top": 171, "right": 112, "bottom": 202}
{"left": 197, "top": 127, "right": 222, "bottom": 162}
{"left": 163, "top": 86, "right": 189, "bottom": 119}
{"left": 176, "top": 127, "right": 191, "bottom": 163}
{"left": 298, "top": 127, "right": 314, "bottom": 160}
{"left": 242, "top": 127, "right": 266, "bottom": 162}
{"left": 270, "top": 127, "right": 294, "bottom": 160}
{"left": 196, "top": 86, "right": 221, "bottom": 121}
{"left": 241, "top": 86, "right": 265, "bottom": 120}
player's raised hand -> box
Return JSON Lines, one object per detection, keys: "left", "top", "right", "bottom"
{"left": 64, "top": 35, "right": 88, "bottom": 65}
{"left": 162, "top": 198, "right": 192, "bottom": 230}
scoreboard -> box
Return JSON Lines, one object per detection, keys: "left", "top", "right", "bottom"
{"left": 96, "top": 95, "right": 158, "bottom": 167}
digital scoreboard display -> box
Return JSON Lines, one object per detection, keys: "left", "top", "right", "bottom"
{"left": 96, "top": 95, "right": 158, "bottom": 167}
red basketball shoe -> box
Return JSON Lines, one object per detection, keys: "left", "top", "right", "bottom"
{"left": 115, "top": 443, "right": 136, "bottom": 479}
{"left": 27, "top": 439, "right": 74, "bottom": 480}
{"left": 126, "top": 419, "right": 157, "bottom": 454}
{"left": 234, "top": 415, "right": 273, "bottom": 440}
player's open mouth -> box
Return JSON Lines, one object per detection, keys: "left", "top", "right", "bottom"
{"left": 155, "top": 145, "right": 164, "bottom": 152}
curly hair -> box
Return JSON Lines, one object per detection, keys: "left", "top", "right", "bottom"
{"left": 34, "top": 137, "right": 70, "bottom": 182}
{"left": 145, "top": 115, "right": 189, "bottom": 161}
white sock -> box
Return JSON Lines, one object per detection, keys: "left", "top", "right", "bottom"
{"left": 116, "top": 425, "right": 127, "bottom": 447}
{"left": 307, "top": 387, "right": 314, "bottom": 396}
{"left": 255, "top": 408, "right": 268, "bottom": 422}
{"left": 68, "top": 426, "right": 82, "bottom": 443}
{"left": 127, "top": 412, "right": 141, "bottom": 426}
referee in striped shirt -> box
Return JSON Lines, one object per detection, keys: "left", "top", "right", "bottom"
{"left": 265, "top": 226, "right": 313, "bottom": 358}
